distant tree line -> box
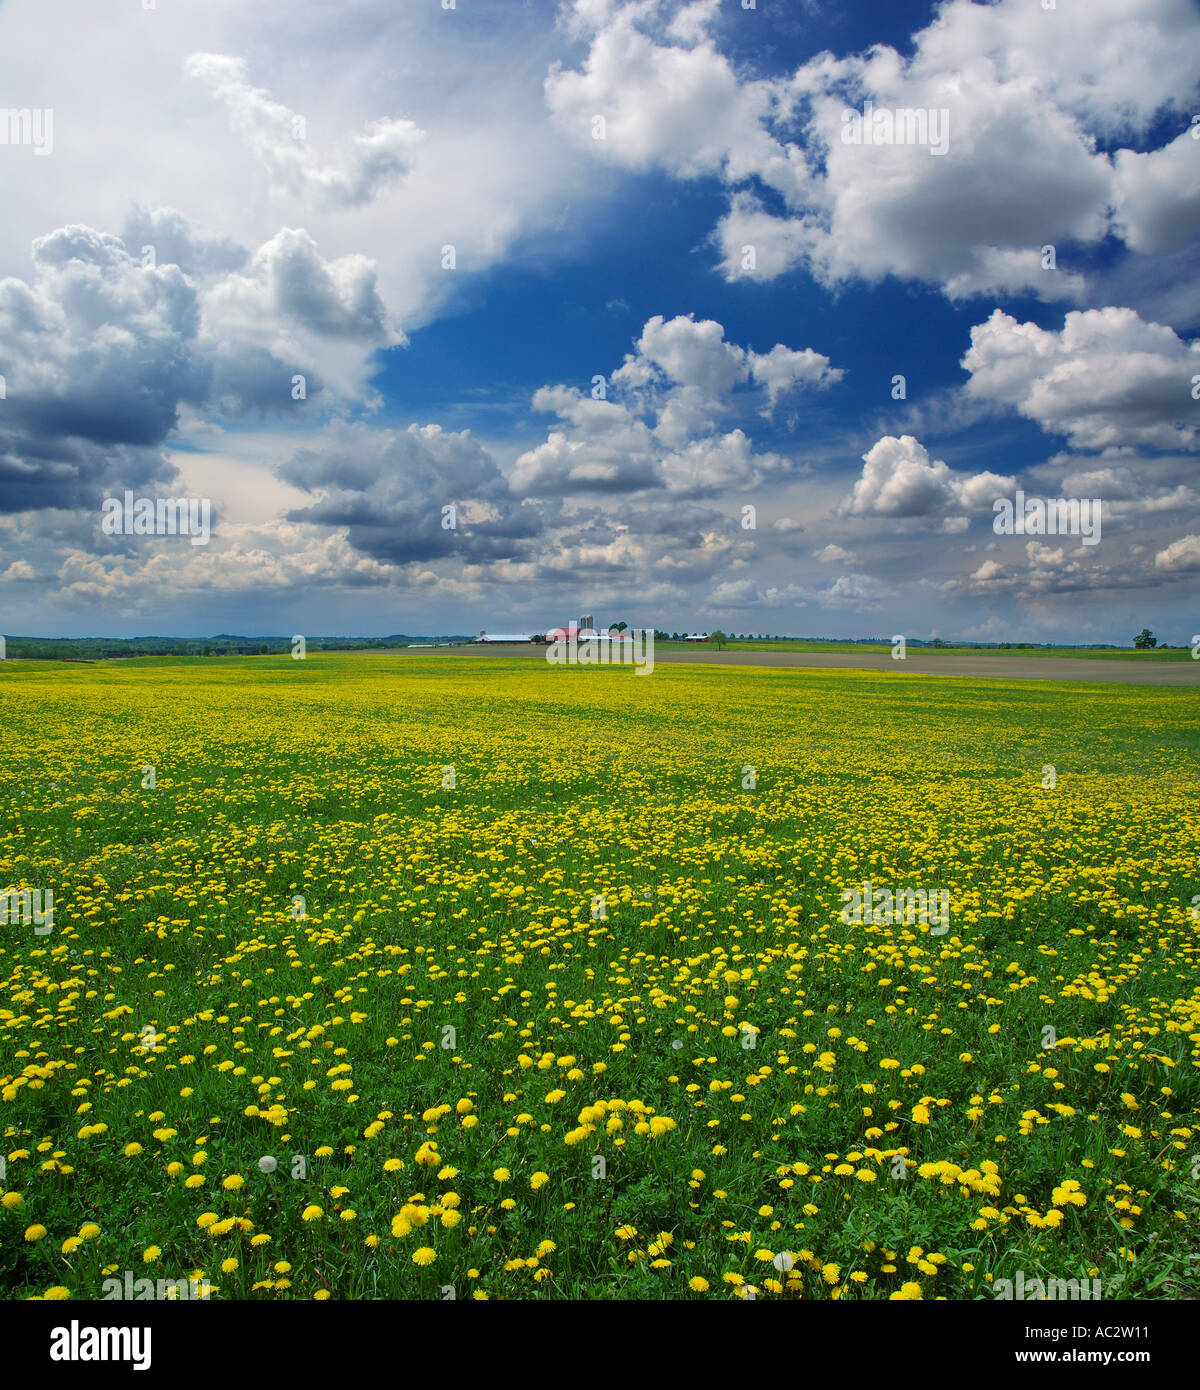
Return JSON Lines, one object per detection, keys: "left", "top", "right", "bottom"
{"left": 1, "top": 628, "right": 1176, "bottom": 660}
{"left": 0, "top": 634, "right": 471, "bottom": 661}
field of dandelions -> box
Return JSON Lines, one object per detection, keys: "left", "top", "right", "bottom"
{"left": 2, "top": 654, "right": 1197, "bottom": 1300}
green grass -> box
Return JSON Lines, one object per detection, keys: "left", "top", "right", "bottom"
{"left": 712, "top": 640, "right": 1193, "bottom": 659}
{"left": 0, "top": 654, "right": 1197, "bottom": 1301}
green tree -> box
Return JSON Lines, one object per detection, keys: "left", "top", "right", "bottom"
{"left": 709, "top": 629, "right": 727, "bottom": 649}
{"left": 1133, "top": 628, "right": 1157, "bottom": 649}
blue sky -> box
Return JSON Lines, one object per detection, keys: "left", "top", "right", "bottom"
{"left": 0, "top": 0, "right": 1197, "bottom": 641}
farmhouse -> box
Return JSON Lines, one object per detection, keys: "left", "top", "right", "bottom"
{"left": 544, "top": 616, "right": 637, "bottom": 643}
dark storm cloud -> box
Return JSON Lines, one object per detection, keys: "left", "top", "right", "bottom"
{"left": 0, "top": 438, "right": 177, "bottom": 515}
{"left": 280, "top": 420, "right": 546, "bottom": 565}
{"left": 0, "top": 216, "right": 399, "bottom": 515}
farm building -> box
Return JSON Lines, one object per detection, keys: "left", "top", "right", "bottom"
{"left": 544, "top": 616, "right": 638, "bottom": 643}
